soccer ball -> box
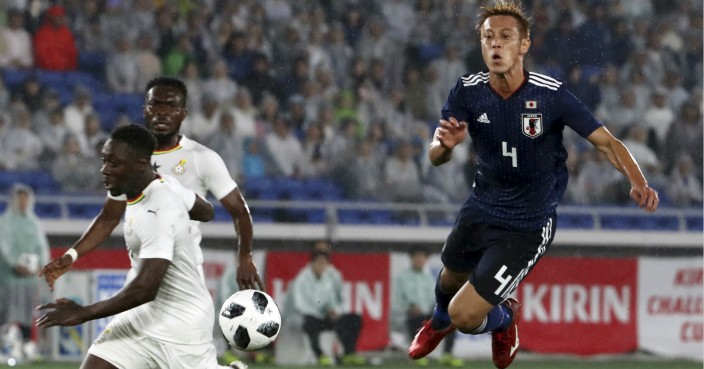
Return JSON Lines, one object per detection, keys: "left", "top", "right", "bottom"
{"left": 219, "top": 290, "right": 281, "bottom": 351}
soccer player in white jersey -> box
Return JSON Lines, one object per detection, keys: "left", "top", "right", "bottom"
{"left": 37, "top": 125, "right": 239, "bottom": 369}
{"left": 41, "top": 77, "right": 262, "bottom": 291}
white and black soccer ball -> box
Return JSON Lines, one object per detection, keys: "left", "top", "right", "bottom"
{"left": 219, "top": 290, "right": 281, "bottom": 351}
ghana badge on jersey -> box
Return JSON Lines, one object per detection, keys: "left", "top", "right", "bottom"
{"left": 172, "top": 159, "right": 187, "bottom": 175}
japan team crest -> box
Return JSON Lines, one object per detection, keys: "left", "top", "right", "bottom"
{"left": 172, "top": 159, "right": 187, "bottom": 175}
{"left": 522, "top": 113, "right": 543, "bottom": 138}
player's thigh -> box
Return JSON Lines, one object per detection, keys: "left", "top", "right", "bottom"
{"left": 80, "top": 354, "right": 120, "bottom": 369}
{"left": 87, "top": 326, "right": 159, "bottom": 369}
{"left": 155, "top": 339, "right": 220, "bottom": 369}
{"left": 440, "top": 216, "right": 491, "bottom": 274}
{"left": 471, "top": 218, "right": 556, "bottom": 306}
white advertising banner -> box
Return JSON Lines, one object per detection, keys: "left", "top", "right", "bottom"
{"left": 51, "top": 271, "right": 92, "bottom": 361}
{"left": 638, "top": 257, "right": 703, "bottom": 361}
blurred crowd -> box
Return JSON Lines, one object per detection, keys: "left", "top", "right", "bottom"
{"left": 0, "top": 0, "right": 701, "bottom": 207}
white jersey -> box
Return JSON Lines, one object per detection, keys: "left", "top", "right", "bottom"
{"left": 109, "top": 135, "right": 238, "bottom": 265}
{"left": 109, "top": 175, "right": 215, "bottom": 345}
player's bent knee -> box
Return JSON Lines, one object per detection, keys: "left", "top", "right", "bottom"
{"left": 447, "top": 300, "right": 485, "bottom": 332}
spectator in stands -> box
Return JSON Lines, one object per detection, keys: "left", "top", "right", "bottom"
{"left": 184, "top": 92, "right": 221, "bottom": 142}
{"left": 667, "top": 155, "right": 703, "bottom": 207}
{"left": 392, "top": 247, "right": 462, "bottom": 367}
{"left": 77, "top": 113, "right": 107, "bottom": 157}
{"left": 184, "top": 9, "right": 215, "bottom": 70}
{"left": 16, "top": 75, "right": 44, "bottom": 113}
{"left": 298, "top": 124, "right": 329, "bottom": 178}
{"left": 51, "top": 135, "right": 101, "bottom": 193}
{"left": 243, "top": 53, "right": 279, "bottom": 106}
{"left": 285, "top": 240, "right": 365, "bottom": 366}
{"left": 664, "top": 101, "right": 703, "bottom": 171}
{"left": 32, "top": 88, "right": 61, "bottom": 131}
{"left": 0, "top": 113, "right": 9, "bottom": 170}
{"left": 265, "top": 116, "right": 304, "bottom": 177}
{"left": 242, "top": 137, "right": 271, "bottom": 180}
{"left": 106, "top": 36, "right": 139, "bottom": 93}
{"left": 154, "top": 6, "right": 178, "bottom": 58}
{"left": 346, "top": 140, "right": 383, "bottom": 200}
{"left": 133, "top": 33, "right": 162, "bottom": 92}
{"left": 384, "top": 139, "right": 423, "bottom": 202}
{"left": 33, "top": 5, "right": 78, "bottom": 71}
{"left": 595, "top": 87, "right": 640, "bottom": 137}
{"left": 207, "top": 112, "right": 246, "bottom": 181}
{"left": 0, "top": 8, "right": 33, "bottom": 69}
{"left": 203, "top": 59, "right": 238, "bottom": 105}
{"left": 0, "top": 78, "right": 9, "bottom": 111}
{"left": 181, "top": 62, "right": 204, "bottom": 113}
{"left": 568, "top": 150, "right": 624, "bottom": 204}
{"left": 326, "top": 24, "right": 354, "bottom": 89}
{"left": 229, "top": 88, "right": 258, "bottom": 138}
{"left": 643, "top": 88, "right": 675, "bottom": 148}
{"left": 38, "top": 108, "right": 70, "bottom": 167}
{"left": 63, "top": 85, "right": 94, "bottom": 137}
{"left": 162, "top": 34, "right": 194, "bottom": 77}
{"left": 661, "top": 71, "right": 690, "bottom": 114}
{"left": 0, "top": 183, "right": 50, "bottom": 362}
{"left": 4, "top": 107, "right": 43, "bottom": 170}
{"left": 222, "top": 31, "right": 256, "bottom": 83}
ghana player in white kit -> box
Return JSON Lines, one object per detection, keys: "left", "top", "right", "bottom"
{"left": 37, "top": 125, "right": 239, "bottom": 369}
{"left": 41, "top": 77, "right": 262, "bottom": 291}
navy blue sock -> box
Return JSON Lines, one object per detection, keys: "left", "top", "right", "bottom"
{"left": 430, "top": 277, "right": 453, "bottom": 330}
{"left": 471, "top": 303, "right": 513, "bottom": 334}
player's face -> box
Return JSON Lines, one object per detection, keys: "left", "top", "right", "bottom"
{"left": 480, "top": 15, "right": 530, "bottom": 75}
{"left": 100, "top": 139, "right": 142, "bottom": 195}
{"left": 143, "top": 86, "right": 187, "bottom": 141}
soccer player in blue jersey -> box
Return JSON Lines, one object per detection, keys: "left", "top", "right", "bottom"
{"left": 408, "top": 2, "right": 659, "bottom": 369}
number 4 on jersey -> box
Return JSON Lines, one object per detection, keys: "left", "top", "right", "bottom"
{"left": 502, "top": 141, "right": 517, "bottom": 168}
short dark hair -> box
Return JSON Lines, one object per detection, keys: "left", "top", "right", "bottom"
{"left": 476, "top": 0, "right": 531, "bottom": 39}
{"left": 110, "top": 124, "right": 156, "bottom": 160}
{"left": 145, "top": 77, "right": 188, "bottom": 106}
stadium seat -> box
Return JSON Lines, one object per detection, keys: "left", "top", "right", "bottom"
{"left": 34, "top": 202, "right": 62, "bottom": 218}
{"left": 557, "top": 213, "right": 595, "bottom": 229}
{"left": 67, "top": 203, "right": 103, "bottom": 219}
{"left": 685, "top": 216, "right": 703, "bottom": 232}
{"left": 2, "top": 69, "right": 32, "bottom": 89}
{"left": 338, "top": 209, "right": 365, "bottom": 224}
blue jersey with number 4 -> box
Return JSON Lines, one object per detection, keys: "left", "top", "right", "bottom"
{"left": 441, "top": 70, "right": 602, "bottom": 231}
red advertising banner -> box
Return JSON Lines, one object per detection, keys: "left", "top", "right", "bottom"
{"left": 265, "top": 251, "right": 390, "bottom": 351}
{"left": 516, "top": 257, "right": 638, "bottom": 355}
{"left": 51, "top": 248, "right": 130, "bottom": 269}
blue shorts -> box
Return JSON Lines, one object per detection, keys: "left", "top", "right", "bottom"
{"left": 440, "top": 210, "right": 556, "bottom": 306}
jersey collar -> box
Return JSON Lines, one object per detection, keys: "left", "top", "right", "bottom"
{"left": 487, "top": 70, "right": 529, "bottom": 100}
{"left": 153, "top": 136, "right": 183, "bottom": 155}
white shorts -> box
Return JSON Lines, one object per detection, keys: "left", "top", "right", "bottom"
{"left": 88, "top": 321, "right": 220, "bottom": 369}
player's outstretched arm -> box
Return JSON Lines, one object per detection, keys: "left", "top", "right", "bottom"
{"left": 37, "top": 258, "right": 170, "bottom": 327}
{"left": 429, "top": 117, "right": 468, "bottom": 166}
{"left": 189, "top": 194, "right": 214, "bottom": 222}
{"left": 220, "top": 188, "right": 263, "bottom": 291}
{"left": 39, "top": 197, "right": 126, "bottom": 291}
{"left": 586, "top": 126, "right": 659, "bottom": 212}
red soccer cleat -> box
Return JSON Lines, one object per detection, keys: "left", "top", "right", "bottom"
{"left": 408, "top": 320, "right": 456, "bottom": 360}
{"left": 492, "top": 298, "right": 521, "bottom": 369}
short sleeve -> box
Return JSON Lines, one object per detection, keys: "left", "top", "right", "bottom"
{"left": 440, "top": 77, "right": 472, "bottom": 123}
{"left": 557, "top": 87, "right": 603, "bottom": 138}
{"left": 195, "top": 148, "right": 237, "bottom": 200}
{"left": 180, "top": 186, "right": 196, "bottom": 211}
